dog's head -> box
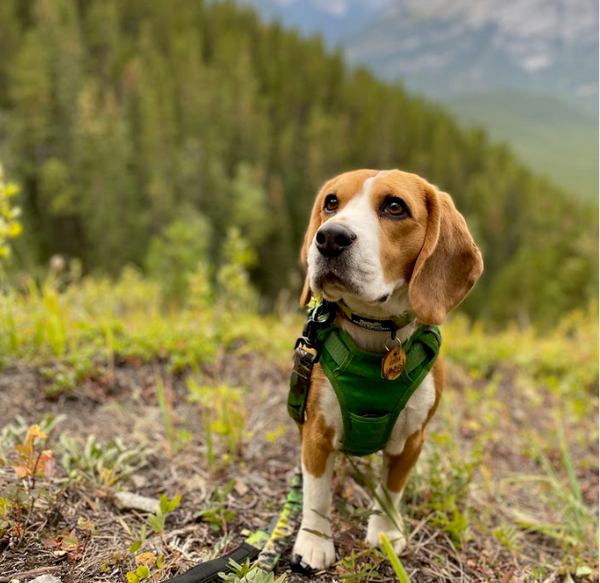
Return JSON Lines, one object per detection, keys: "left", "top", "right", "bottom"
{"left": 300, "top": 169, "right": 483, "bottom": 325}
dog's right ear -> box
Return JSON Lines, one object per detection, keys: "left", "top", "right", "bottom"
{"left": 299, "top": 191, "right": 324, "bottom": 307}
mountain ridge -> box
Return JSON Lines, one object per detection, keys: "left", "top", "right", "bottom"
{"left": 344, "top": 0, "right": 598, "bottom": 113}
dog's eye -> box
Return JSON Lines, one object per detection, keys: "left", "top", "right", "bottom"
{"left": 382, "top": 197, "right": 410, "bottom": 219}
{"left": 324, "top": 194, "right": 339, "bottom": 213}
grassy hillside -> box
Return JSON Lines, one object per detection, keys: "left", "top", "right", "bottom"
{"left": 448, "top": 91, "right": 599, "bottom": 202}
{"left": 0, "top": 269, "right": 598, "bottom": 581}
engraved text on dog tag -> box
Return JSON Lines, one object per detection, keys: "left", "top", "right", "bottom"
{"left": 381, "top": 346, "right": 406, "bottom": 380}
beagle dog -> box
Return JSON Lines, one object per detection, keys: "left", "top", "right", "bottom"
{"left": 291, "top": 169, "right": 483, "bottom": 571}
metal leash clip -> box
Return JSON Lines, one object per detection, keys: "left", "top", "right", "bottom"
{"left": 289, "top": 300, "right": 337, "bottom": 424}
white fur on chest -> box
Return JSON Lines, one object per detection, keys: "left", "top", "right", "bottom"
{"left": 317, "top": 369, "right": 435, "bottom": 456}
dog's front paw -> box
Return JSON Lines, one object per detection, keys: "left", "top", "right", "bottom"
{"left": 365, "top": 514, "right": 407, "bottom": 555}
{"left": 292, "top": 528, "right": 335, "bottom": 571}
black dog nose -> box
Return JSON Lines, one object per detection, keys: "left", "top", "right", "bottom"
{"left": 315, "top": 223, "right": 356, "bottom": 258}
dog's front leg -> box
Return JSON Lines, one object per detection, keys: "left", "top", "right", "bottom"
{"left": 365, "top": 429, "right": 424, "bottom": 554}
{"left": 292, "top": 421, "right": 337, "bottom": 571}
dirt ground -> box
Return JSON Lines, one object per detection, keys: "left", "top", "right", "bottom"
{"left": 0, "top": 351, "right": 597, "bottom": 583}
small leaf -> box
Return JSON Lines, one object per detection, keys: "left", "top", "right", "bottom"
{"left": 129, "top": 540, "right": 141, "bottom": 554}
{"left": 576, "top": 566, "right": 593, "bottom": 577}
{"left": 156, "top": 555, "right": 164, "bottom": 568}
{"left": 160, "top": 493, "right": 169, "bottom": 513}
{"left": 126, "top": 573, "right": 140, "bottom": 583}
{"left": 148, "top": 515, "right": 163, "bottom": 533}
{"left": 166, "top": 495, "right": 182, "bottom": 512}
{"left": 14, "top": 466, "right": 29, "bottom": 478}
{"left": 136, "top": 565, "right": 150, "bottom": 578}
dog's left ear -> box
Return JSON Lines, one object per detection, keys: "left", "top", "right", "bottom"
{"left": 408, "top": 180, "right": 483, "bottom": 325}
{"left": 298, "top": 192, "right": 324, "bottom": 307}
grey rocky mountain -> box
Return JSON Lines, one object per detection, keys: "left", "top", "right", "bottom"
{"left": 344, "top": 0, "right": 598, "bottom": 112}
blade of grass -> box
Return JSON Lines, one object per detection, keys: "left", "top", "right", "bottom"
{"left": 558, "top": 426, "right": 584, "bottom": 507}
{"left": 380, "top": 532, "right": 411, "bottom": 583}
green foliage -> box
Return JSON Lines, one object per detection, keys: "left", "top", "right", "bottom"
{"left": 147, "top": 493, "right": 182, "bottom": 534}
{"left": 60, "top": 434, "right": 151, "bottom": 489}
{"left": 405, "top": 432, "right": 482, "bottom": 549}
{"left": 0, "top": 422, "right": 59, "bottom": 542}
{"left": 216, "top": 227, "right": 259, "bottom": 313}
{"left": 336, "top": 549, "right": 383, "bottom": 582}
{"left": 126, "top": 565, "right": 150, "bottom": 583}
{"left": 146, "top": 210, "right": 213, "bottom": 305}
{"left": 197, "top": 480, "right": 238, "bottom": 532}
{"left": 218, "top": 558, "right": 287, "bottom": 582}
{"left": 0, "top": 163, "right": 22, "bottom": 262}
{"left": 0, "top": 261, "right": 297, "bottom": 370}
{"left": 0, "top": 0, "right": 596, "bottom": 325}
{"left": 508, "top": 430, "right": 596, "bottom": 562}
{"left": 188, "top": 380, "right": 248, "bottom": 468}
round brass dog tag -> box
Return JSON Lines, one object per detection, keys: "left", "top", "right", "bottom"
{"left": 381, "top": 346, "right": 406, "bottom": 380}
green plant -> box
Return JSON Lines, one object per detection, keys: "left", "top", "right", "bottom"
{"left": 0, "top": 414, "right": 65, "bottom": 458}
{"left": 218, "top": 558, "right": 287, "bottom": 582}
{"left": 126, "top": 565, "right": 150, "bottom": 583}
{"left": 406, "top": 433, "right": 481, "bottom": 549}
{"left": 145, "top": 210, "right": 213, "bottom": 306}
{"left": 336, "top": 549, "right": 383, "bottom": 582}
{"left": 215, "top": 228, "right": 258, "bottom": 313}
{"left": 148, "top": 493, "right": 182, "bottom": 535}
{"left": 126, "top": 497, "right": 178, "bottom": 580}
{"left": 507, "top": 428, "right": 596, "bottom": 566}
{"left": 128, "top": 524, "right": 147, "bottom": 554}
{"left": 60, "top": 434, "right": 151, "bottom": 489}
{"left": 188, "top": 380, "right": 248, "bottom": 467}
{"left": 0, "top": 425, "right": 56, "bottom": 541}
{"left": 493, "top": 522, "right": 522, "bottom": 552}
{"left": 197, "top": 481, "right": 237, "bottom": 532}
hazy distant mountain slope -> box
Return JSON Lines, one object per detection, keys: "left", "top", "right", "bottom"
{"left": 344, "top": 0, "right": 598, "bottom": 113}
{"left": 240, "top": 0, "right": 394, "bottom": 40}
{"left": 447, "top": 92, "right": 598, "bottom": 201}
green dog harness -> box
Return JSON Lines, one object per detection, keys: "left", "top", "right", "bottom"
{"left": 288, "top": 303, "right": 441, "bottom": 457}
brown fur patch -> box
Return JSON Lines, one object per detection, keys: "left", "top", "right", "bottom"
{"left": 385, "top": 429, "right": 425, "bottom": 493}
{"left": 301, "top": 365, "right": 336, "bottom": 478}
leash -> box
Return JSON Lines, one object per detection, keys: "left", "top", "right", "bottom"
{"left": 161, "top": 466, "right": 303, "bottom": 582}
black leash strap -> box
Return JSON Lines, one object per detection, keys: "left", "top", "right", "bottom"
{"left": 162, "top": 542, "right": 261, "bottom": 583}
